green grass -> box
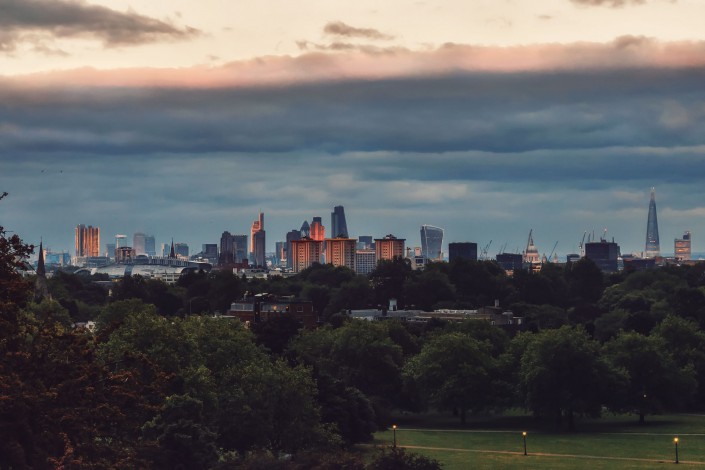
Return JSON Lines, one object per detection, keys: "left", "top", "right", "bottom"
{"left": 371, "top": 413, "right": 705, "bottom": 469}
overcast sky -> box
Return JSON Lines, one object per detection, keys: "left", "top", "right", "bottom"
{"left": 2, "top": 0, "right": 705, "bottom": 259}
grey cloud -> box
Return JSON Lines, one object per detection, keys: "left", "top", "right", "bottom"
{"left": 0, "top": 0, "right": 199, "bottom": 52}
{"left": 570, "top": 0, "right": 647, "bottom": 7}
{"left": 323, "top": 21, "right": 394, "bottom": 40}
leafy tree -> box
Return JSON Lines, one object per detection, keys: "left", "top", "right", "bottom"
{"left": 565, "top": 257, "right": 604, "bottom": 304}
{"left": 604, "top": 331, "right": 696, "bottom": 424}
{"left": 367, "top": 447, "right": 442, "bottom": 470}
{"left": 520, "top": 326, "right": 618, "bottom": 431}
{"left": 404, "top": 269, "right": 456, "bottom": 311}
{"left": 369, "top": 258, "right": 412, "bottom": 308}
{"left": 404, "top": 331, "right": 500, "bottom": 424}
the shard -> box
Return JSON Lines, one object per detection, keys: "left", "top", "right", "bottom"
{"left": 645, "top": 187, "right": 660, "bottom": 258}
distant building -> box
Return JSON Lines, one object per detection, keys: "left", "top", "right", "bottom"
{"left": 585, "top": 239, "right": 620, "bottom": 272}
{"left": 310, "top": 217, "right": 325, "bottom": 242}
{"left": 375, "top": 234, "right": 405, "bottom": 262}
{"left": 252, "top": 230, "right": 266, "bottom": 268}
{"left": 144, "top": 235, "right": 156, "bottom": 256}
{"left": 623, "top": 257, "right": 656, "bottom": 271}
{"left": 274, "top": 241, "right": 286, "bottom": 267}
{"left": 228, "top": 294, "right": 317, "bottom": 329}
{"left": 175, "top": 243, "right": 189, "bottom": 259}
{"left": 675, "top": 231, "right": 692, "bottom": 261}
{"left": 291, "top": 238, "right": 323, "bottom": 273}
{"left": 75, "top": 224, "right": 100, "bottom": 258}
{"left": 326, "top": 237, "right": 356, "bottom": 271}
{"left": 448, "top": 242, "right": 478, "bottom": 262}
{"left": 566, "top": 253, "right": 581, "bottom": 264}
{"left": 286, "top": 229, "right": 301, "bottom": 270}
{"left": 357, "top": 235, "right": 373, "bottom": 250}
{"left": 523, "top": 229, "right": 540, "bottom": 265}
{"left": 331, "top": 205, "right": 349, "bottom": 238}
{"left": 300, "top": 220, "right": 310, "bottom": 238}
{"left": 161, "top": 243, "right": 171, "bottom": 257}
{"left": 116, "top": 246, "right": 136, "bottom": 263}
{"left": 133, "top": 232, "right": 147, "bottom": 256}
{"left": 250, "top": 211, "right": 264, "bottom": 260}
{"left": 496, "top": 253, "right": 523, "bottom": 273}
{"left": 645, "top": 187, "right": 660, "bottom": 258}
{"left": 355, "top": 249, "right": 376, "bottom": 275}
{"left": 105, "top": 243, "right": 116, "bottom": 260}
{"left": 45, "top": 250, "right": 71, "bottom": 267}
{"left": 420, "top": 225, "right": 444, "bottom": 261}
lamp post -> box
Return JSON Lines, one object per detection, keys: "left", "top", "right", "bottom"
{"left": 522, "top": 431, "right": 527, "bottom": 456}
{"left": 674, "top": 437, "right": 679, "bottom": 464}
{"left": 392, "top": 424, "right": 397, "bottom": 448}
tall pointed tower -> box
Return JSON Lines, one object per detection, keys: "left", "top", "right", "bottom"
{"left": 34, "top": 240, "right": 50, "bottom": 302}
{"left": 645, "top": 187, "right": 660, "bottom": 258}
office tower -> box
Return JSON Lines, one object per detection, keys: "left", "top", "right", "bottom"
{"left": 645, "top": 187, "right": 660, "bottom": 258}
{"left": 253, "top": 230, "right": 266, "bottom": 267}
{"left": 75, "top": 224, "right": 100, "bottom": 257}
{"left": 291, "top": 238, "right": 323, "bottom": 273}
{"left": 133, "top": 232, "right": 147, "bottom": 256}
{"left": 286, "top": 229, "right": 301, "bottom": 269}
{"left": 355, "top": 249, "right": 376, "bottom": 275}
{"left": 357, "top": 235, "right": 373, "bottom": 250}
{"left": 326, "top": 237, "right": 356, "bottom": 270}
{"left": 496, "top": 253, "right": 523, "bottom": 272}
{"left": 420, "top": 225, "right": 444, "bottom": 261}
{"left": 233, "top": 234, "right": 248, "bottom": 263}
{"left": 199, "top": 243, "right": 218, "bottom": 264}
{"left": 331, "top": 205, "right": 349, "bottom": 238}
{"left": 175, "top": 243, "right": 189, "bottom": 258}
{"left": 161, "top": 243, "right": 171, "bottom": 257}
{"left": 675, "top": 231, "right": 692, "bottom": 261}
{"left": 448, "top": 242, "right": 478, "bottom": 262}
{"left": 144, "top": 235, "right": 156, "bottom": 256}
{"left": 310, "top": 217, "right": 325, "bottom": 241}
{"left": 220, "top": 231, "right": 235, "bottom": 264}
{"left": 105, "top": 243, "right": 116, "bottom": 259}
{"left": 300, "top": 220, "right": 310, "bottom": 238}
{"left": 275, "top": 241, "right": 286, "bottom": 267}
{"left": 250, "top": 211, "right": 264, "bottom": 256}
{"left": 523, "top": 229, "right": 540, "bottom": 264}
{"left": 375, "top": 234, "right": 405, "bottom": 262}
{"left": 585, "top": 239, "right": 620, "bottom": 272}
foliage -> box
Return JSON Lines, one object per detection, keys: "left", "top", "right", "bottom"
{"left": 367, "top": 447, "right": 442, "bottom": 470}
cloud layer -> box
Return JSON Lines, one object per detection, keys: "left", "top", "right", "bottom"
{"left": 0, "top": 0, "right": 198, "bottom": 52}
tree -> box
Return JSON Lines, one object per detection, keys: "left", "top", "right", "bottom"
{"left": 369, "top": 258, "right": 412, "bottom": 308}
{"left": 520, "top": 326, "right": 618, "bottom": 431}
{"left": 604, "top": 331, "right": 696, "bottom": 424}
{"left": 404, "top": 332, "right": 500, "bottom": 424}
{"left": 367, "top": 447, "right": 442, "bottom": 470}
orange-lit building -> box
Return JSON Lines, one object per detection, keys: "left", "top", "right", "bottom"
{"left": 75, "top": 224, "right": 100, "bottom": 257}
{"left": 325, "top": 237, "right": 356, "bottom": 271}
{"left": 310, "top": 217, "right": 325, "bottom": 241}
{"left": 375, "top": 234, "right": 405, "bottom": 262}
{"left": 250, "top": 211, "right": 264, "bottom": 253}
{"left": 291, "top": 237, "right": 323, "bottom": 272}
{"left": 675, "top": 231, "right": 692, "bottom": 261}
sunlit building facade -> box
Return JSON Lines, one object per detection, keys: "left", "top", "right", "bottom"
{"left": 75, "top": 224, "right": 100, "bottom": 258}
{"left": 375, "top": 234, "right": 405, "bottom": 262}
{"left": 675, "top": 231, "right": 691, "bottom": 261}
{"left": 291, "top": 238, "right": 323, "bottom": 273}
{"left": 326, "top": 237, "right": 356, "bottom": 271}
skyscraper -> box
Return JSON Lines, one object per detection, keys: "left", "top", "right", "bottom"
{"left": 375, "top": 234, "right": 405, "bottom": 262}
{"left": 250, "top": 211, "right": 264, "bottom": 256}
{"left": 286, "top": 229, "right": 302, "bottom": 269}
{"left": 331, "top": 205, "right": 349, "bottom": 238}
{"left": 75, "top": 224, "right": 100, "bottom": 257}
{"left": 420, "top": 225, "right": 444, "bottom": 261}
{"left": 645, "top": 187, "right": 660, "bottom": 258}
{"left": 144, "top": 235, "right": 156, "bottom": 256}
{"left": 300, "top": 220, "right": 310, "bottom": 238}
{"left": 310, "top": 217, "right": 325, "bottom": 241}
{"left": 675, "top": 231, "right": 691, "bottom": 261}
{"left": 253, "top": 230, "right": 266, "bottom": 267}
{"left": 133, "top": 232, "right": 147, "bottom": 256}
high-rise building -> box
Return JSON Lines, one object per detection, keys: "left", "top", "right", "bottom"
{"left": 220, "top": 231, "right": 235, "bottom": 264}
{"left": 675, "top": 231, "right": 692, "bottom": 261}
{"left": 585, "top": 239, "right": 620, "bottom": 272}
{"left": 253, "top": 230, "right": 266, "bottom": 267}
{"left": 355, "top": 249, "right": 376, "bottom": 275}
{"left": 75, "top": 224, "right": 100, "bottom": 257}
{"left": 645, "top": 187, "right": 660, "bottom": 258}
{"left": 133, "top": 232, "right": 147, "bottom": 256}
{"left": 291, "top": 238, "right": 323, "bottom": 273}
{"left": 286, "top": 229, "right": 302, "bottom": 269}
{"left": 105, "top": 243, "right": 116, "bottom": 259}
{"left": 420, "top": 225, "right": 444, "bottom": 261}
{"left": 300, "top": 220, "right": 310, "bottom": 238}
{"left": 201, "top": 244, "right": 218, "bottom": 264}
{"left": 310, "top": 217, "right": 325, "bottom": 241}
{"left": 250, "top": 211, "right": 264, "bottom": 257}
{"left": 357, "top": 235, "right": 373, "bottom": 250}
{"left": 175, "top": 243, "right": 189, "bottom": 259}
{"left": 326, "top": 237, "right": 356, "bottom": 270}
{"left": 274, "top": 241, "right": 286, "bottom": 267}
{"left": 144, "top": 235, "right": 156, "bottom": 256}
{"left": 448, "top": 242, "right": 478, "bottom": 262}
{"left": 331, "top": 206, "right": 349, "bottom": 238}
{"left": 496, "top": 253, "right": 523, "bottom": 272}
{"left": 161, "top": 243, "right": 171, "bottom": 257}
{"left": 375, "top": 234, "right": 405, "bottom": 262}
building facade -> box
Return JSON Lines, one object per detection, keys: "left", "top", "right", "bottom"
{"left": 331, "top": 205, "right": 349, "bottom": 238}
{"left": 675, "top": 231, "right": 692, "bottom": 261}
{"left": 375, "top": 234, "right": 405, "bottom": 262}
{"left": 291, "top": 238, "right": 323, "bottom": 273}
{"left": 355, "top": 249, "right": 376, "bottom": 275}
{"left": 448, "top": 242, "right": 478, "bottom": 262}
{"left": 326, "top": 237, "right": 356, "bottom": 271}
{"left": 75, "top": 224, "right": 100, "bottom": 258}
{"left": 420, "top": 225, "right": 444, "bottom": 261}
{"left": 585, "top": 240, "right": 620, "bottom": 272}
{"left": 645, "top": 187, "right": 660, "bottom": 258}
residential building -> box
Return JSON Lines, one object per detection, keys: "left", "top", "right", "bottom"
{"left": 375, "top": 234, "right": 405, "bottom": 262}
{"left": 291, "top": 238, "right": 323, "bottom": 273}
{"left": 75, "top": 224, "right": 100, "bottom": 258}
{"left": 326, "top": 237, "right": 356, "bottom": 270}
{"left": 355, "top": 249, "right": 376, "bottom": 275}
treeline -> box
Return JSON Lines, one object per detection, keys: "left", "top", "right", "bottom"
{"left": 5, "top": 221, "right": 705, "bottom": 467}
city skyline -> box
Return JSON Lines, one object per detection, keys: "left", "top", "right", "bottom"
{"left": 1, "top": 1, "right": 705, "bottom": 257}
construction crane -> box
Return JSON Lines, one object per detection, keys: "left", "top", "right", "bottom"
{"left": 548, "top": 241, "right": 558, "bottom": 261}
{"left": 578, "top": 231, "right": 587, "bottom": 257}
{"left": 498, "top": 242, "right": 508, "bottom": 255}
{"left": 480, "top": 240, "right": 492, "bottom": 260}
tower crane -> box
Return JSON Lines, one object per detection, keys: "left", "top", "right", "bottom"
{"left": 548, "top": 241, "right": 558, "bottom": 262}
{"left": 579, "top": 231, "right": 587, "bottom": 257}
{"left": 480, "top": 240, "right": 492, "bottom": 260}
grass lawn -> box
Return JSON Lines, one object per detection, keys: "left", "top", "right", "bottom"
{"left": 371, "top": 413, "right": 705, "bottom": 469}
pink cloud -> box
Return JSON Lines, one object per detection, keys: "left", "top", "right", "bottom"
{"left": 6, "top": 36, "right": 705, "bottom": 89}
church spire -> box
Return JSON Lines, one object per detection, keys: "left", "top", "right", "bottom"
{"left": 34, "top": 239, "right": 49, "bottom": 302}
{"left": 169, "top": 238, "right": 176, "bottom": 259}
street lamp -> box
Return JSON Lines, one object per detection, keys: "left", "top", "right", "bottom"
{"left": 674, "top": 437, "right": 679, "bottom": 464}
{"left": 522, "top": 431, "right": 527, "bottom": 456}
{"left": 392, "top": 424, "right": 397, "bottom": 448}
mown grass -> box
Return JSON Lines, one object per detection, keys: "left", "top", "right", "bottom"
{"left": 371, "top": 413, "right": 705, "bottom": 469}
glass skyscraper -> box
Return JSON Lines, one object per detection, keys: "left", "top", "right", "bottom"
{"left": 420, "top": 225, "right": 444, "bottom": 261}
{"left": 645, "top": 187, "right": 660, "bottom": 258}
{"left": 331, "top": 205, "right": 349, "bottom": 238}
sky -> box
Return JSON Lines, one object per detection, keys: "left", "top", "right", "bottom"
{"left": 2, "top": 0, "right": 705, "bottom": 260}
